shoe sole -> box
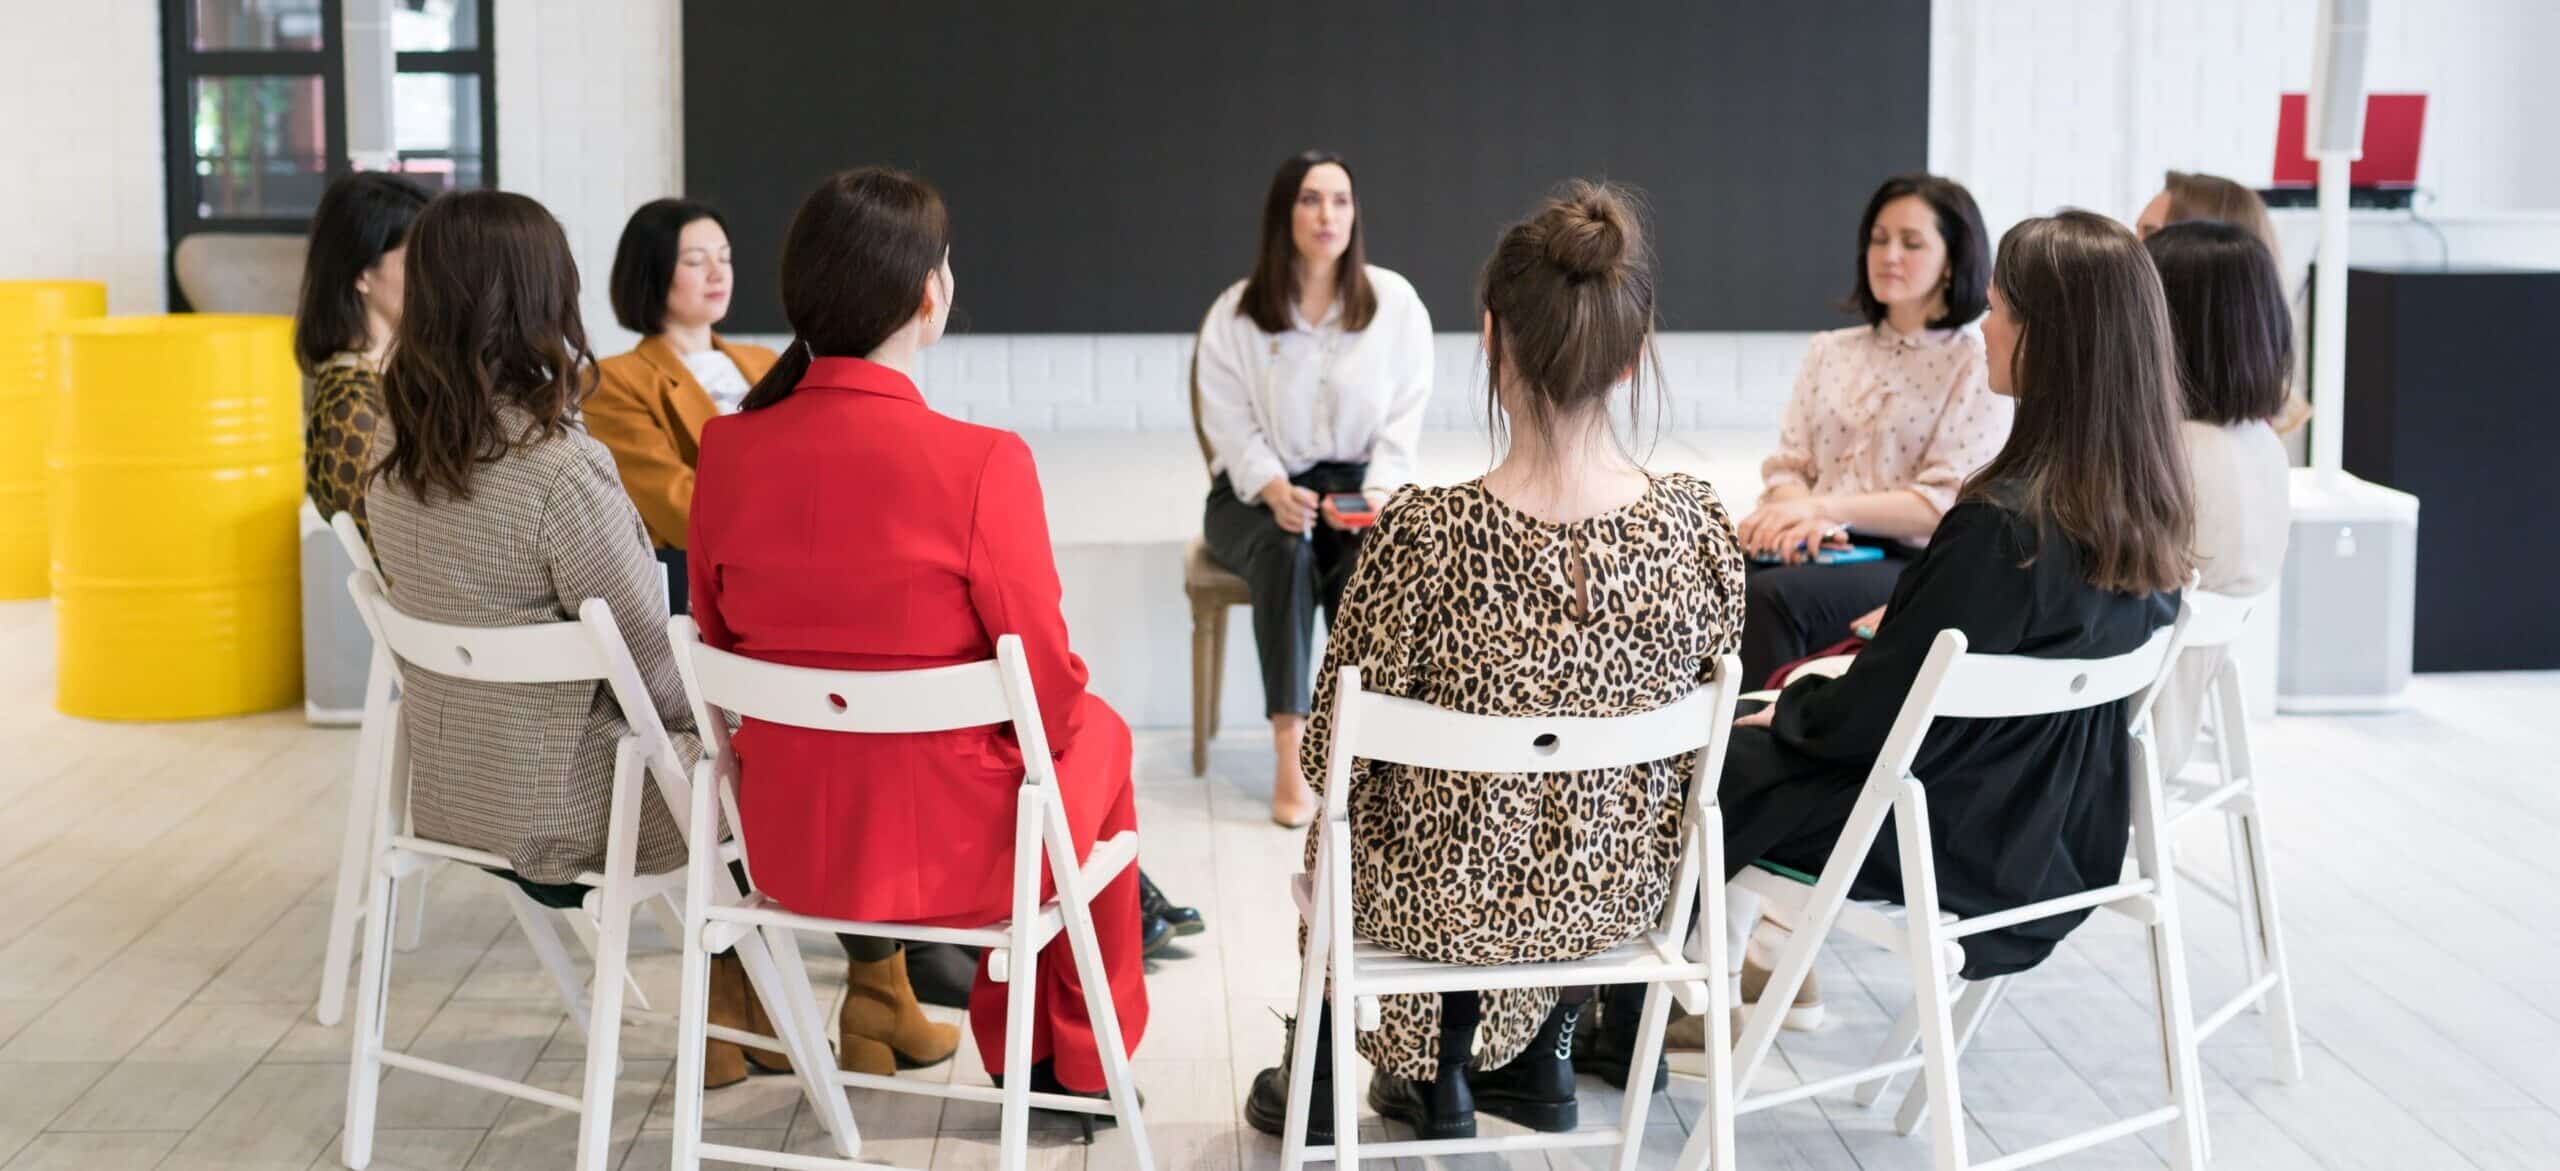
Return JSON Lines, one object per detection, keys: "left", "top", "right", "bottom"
{"left": 1472, "top": 1091, "right": 1577, "bottom": 1134}
{"left": 1172, "top": 920, "right": 1206, "bottom": 936}
{"left": 1243, "top": 1091, "right": 1331, "bottom": 1146}
{"left": 1369, "top": 1092, "right": 1477, "bottom": 1140}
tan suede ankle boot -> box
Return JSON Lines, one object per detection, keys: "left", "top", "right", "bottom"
{"left": 706, "top": 952, "right": 793, "bottom": 1082}
{"left": 837, "top": 952, "right": 961, "bottom": 1075}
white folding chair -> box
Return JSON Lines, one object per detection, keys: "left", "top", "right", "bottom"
{"left": 1277, "top": 656, "right": 1745, "bottom": 1171}
{"left": 664, "top": 619, "right": 1154, "bottom": 1171}
{"left": 339, "top": 576, "right": 844, "bottom": 1171}
{"left": 1672, "top": 625, "right": 2200, "bottom": 1171}
{"left": 316, "top": 511, "right": 656, "bottom": 1026}
{"left": 316, "top": 512, "right": 411, "bottom": 1027}
{"left": 2140, "top": 587, "right": 2301, "bottom": 1083}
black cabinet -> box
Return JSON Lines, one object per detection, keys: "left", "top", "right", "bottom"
{"left": 2343, "top": 265, "right": 2560, "bottom": 671}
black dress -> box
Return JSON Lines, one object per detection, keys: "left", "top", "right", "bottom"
{"left": 1719, "top": 491, "right": 2177, "bottom": 978}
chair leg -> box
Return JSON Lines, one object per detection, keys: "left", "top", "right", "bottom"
{"left": 1207, "top": 605, "right": 1230, "bottom": 744}
{"left": 341, "top": 865, "right": 400, "bottom": 1171}
{"left": 738, "top": 926, "right": 860, "bottom": 1156}
{"left": 1190, "top": 600, "right": 1215, "bottom": 777}
{"left": 2240, "top": 803, "right": 2304, "bottom": 1082}
{"left": 2133, "top": 732, "right": 2210, "bottom": 1170}
{"left": 1894, "top": 781, "right": 1970, "bottom": 1171}
{"left": 1894, "top": 975, "right": 2009, "bottom": 1136}
{"left": 318, "top": 651, "right": 395, "bottom": 1027}
{"left": 570, "top": 747, "right": 646, "bottom": 1171}
{"left": 1664, "top": 814, "right": 1735, "bottom": 1171}
{"left": 1854, "top": 993, "right": 1927, "bottom": 1107}
{"left": 999, "top": 795, "right": 1043, "bottom": 1171}
{"left": 396, "top": 865, "right": 431, "bottom": 951}
{"left": 1041, "top": 794, "right": 1154, "bottom": 1169}
{"left": 1613, "top": 981, "right": 1675, "bottom": 1171}
{"left": 669, "top": 891, "right": 715, "bottom": 1171}
{"left": 503, "top": 886, "right": 591, "bottom": 1036}
{"left": 1325, "top": 834, "right": 1363, "bottom": 1170}
{"left": 1281, "top": 855, "right": 1332, "bottom": 1170}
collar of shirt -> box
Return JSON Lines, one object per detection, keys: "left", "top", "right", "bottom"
{"left": 798, "top": 355, "right": 924, "bottom": 405}
{"left": 1874, "top": 319, "right": 1961, "bottom": 350}
{"left": 1286, "top": 296, "right": 1345, "bottom": 335}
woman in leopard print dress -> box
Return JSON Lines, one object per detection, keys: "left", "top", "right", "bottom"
{"left": 1245, "top": 183, "right": 1746, "bottom": 1145}
{"left": 294, "top": 172, "right": 428, "bottom": 548}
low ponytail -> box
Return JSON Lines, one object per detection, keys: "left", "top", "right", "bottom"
{"left": 737, "top": 336, "right": 813, "bottom": 413}
{"left": 735, "top": 168, "right": 951, "bottom": 413}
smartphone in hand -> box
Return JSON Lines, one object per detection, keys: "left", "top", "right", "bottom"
{"left": 1323, "top": 492, "right": 1378, "bottom": 529}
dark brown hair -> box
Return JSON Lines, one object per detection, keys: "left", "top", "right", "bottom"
{"left": 1479, "top": 180, "right": 1662, "bottom": 455}
{"left": 738, "top": 167, "right": 951, "bottom": 412}
{"left": 373, "top": 190, "right": 595, "bottom": 501}
{"left": 294, "top": 171, "right": 429, "bottom": 373}
{"left": 609, "top": 197, "right": 727, "bottom": 335}
{"left": 2145, "top": 220, "right": 2293, "bottom": 425}
{"left": 1848, "top": 174, "right": 1990, "bottom": 329}
{"left": 2161, "top": 171, "right": 2281, "bottom": 267}
{"left": 1969, "top": 210, "right": 2193, "bottom": 595}
{"left": 1237, "top": 150, "right": 1376, "bottom": 334}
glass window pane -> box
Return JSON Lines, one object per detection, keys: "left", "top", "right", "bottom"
{"left": 192, "top": 0, "right": 325, "bottom": 51}
{"left": 191, "top": 75, "right": 330, "bottom": 218}
{"left": 382, "top": 72, "right": 485, "bottom": 192}
{"left": 392, "top": 0, "right": 481, "bottom": 52}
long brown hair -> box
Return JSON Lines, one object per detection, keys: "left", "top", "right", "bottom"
{"left": 737, "top": 167, "right": 951, "bottom": 412}
{"left": 1237, "top": 150, "right": 1376, "bottom": 334}
{"left": 2162, "top": 171, "right": 2281, "bottom": 267}
{"left": 1479, "top": 180, "right": 1663, "bottom": 458}
{"left": 2145, "top": 220, "right": 2292, "bottom": 425}
{"left": 373, "top": 190, "right": 595, "bottom": 501}
{"left": 1968, "top": 210, "right": 2193, "bottom": 595}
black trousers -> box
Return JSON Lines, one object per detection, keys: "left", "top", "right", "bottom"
{"left": 1202, "top": 463, "right": 1369, "bottom": 718}
{"left": 1738, "top": 542, "right": 1913, "bottom": 688}
{"left": 655, "top": 546, "right": 688, "bottom": 616}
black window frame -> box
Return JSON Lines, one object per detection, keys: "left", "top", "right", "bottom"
{"left": 161, "top": 0, "right": 498, "bottom": 306}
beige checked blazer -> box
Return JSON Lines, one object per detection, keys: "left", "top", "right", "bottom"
{"left": 365, "top": 406, "right": 698, "bottom": 883}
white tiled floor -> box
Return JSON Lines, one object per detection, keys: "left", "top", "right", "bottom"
{"left": 4, "top": 598, "right": 2558, "bottom": 1169}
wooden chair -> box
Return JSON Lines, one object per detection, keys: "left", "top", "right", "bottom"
{"left": 1185, "top": 346, "right": 1252, "bottom": 774}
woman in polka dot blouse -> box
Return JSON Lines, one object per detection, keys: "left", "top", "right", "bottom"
{"left": 1734, "top": 174, "right": 2012, "bottom": 687}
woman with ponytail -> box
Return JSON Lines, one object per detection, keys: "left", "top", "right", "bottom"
{"left": 686, "top": 167, "right": 1147, "bottom": 1112}
{"left": 1241, "top": 182, "right": 1747, "bottom": 1145}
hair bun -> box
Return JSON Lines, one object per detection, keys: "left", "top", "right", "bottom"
{"left": 1543, "top": 188, "right": 1632, "bottom": 279}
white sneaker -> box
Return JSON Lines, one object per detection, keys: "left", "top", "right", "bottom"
{"left": 1740, "top": 958, "right": 1825, "bottom": 1031}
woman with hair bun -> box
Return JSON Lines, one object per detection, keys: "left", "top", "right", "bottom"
{"left": 1241, "top": 181, "right": 1746, "bottom": 1145}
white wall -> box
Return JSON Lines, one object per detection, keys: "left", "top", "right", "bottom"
{"left": 9, "top": 0, "right": 2558, "bottom": 390}
{"left": 0, "top": 2, "right": 165, "bottom": 314}
{"left": 1938, "top": 0, "right": 2560, "bottom": 238}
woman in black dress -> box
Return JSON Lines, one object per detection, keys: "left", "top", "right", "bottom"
{"left": 1717, "top": 207, "right": 2194, "bottom": 992}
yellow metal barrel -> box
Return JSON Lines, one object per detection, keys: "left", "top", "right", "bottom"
{"left": 48, "top": 314, "right": 303, "bottom": 719}
{"left": 0, "top": 281, "right": 108, "bottom": 598}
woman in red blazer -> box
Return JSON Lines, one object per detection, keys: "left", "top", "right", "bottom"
{"left": 688, "top": 168, "right": 1146, "bottom": 1104}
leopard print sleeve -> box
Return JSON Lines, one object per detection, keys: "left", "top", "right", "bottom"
{"left": 1297, "top": 484, "right": 1437, "bottom": 816}
{"left": 305, "top": 359, "right": 385, "bottom": 550}
{"left": 1682, "top": 474, "right": 1751, "bottom": 674}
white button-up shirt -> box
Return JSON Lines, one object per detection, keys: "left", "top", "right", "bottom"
{"left": 1194, "top": 264, "right": 1433, "bottom": 503}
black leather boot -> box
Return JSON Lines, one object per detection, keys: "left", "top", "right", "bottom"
{"left": 1368, "top": 999, "right": 1478, "bottom": 1140}
{"left": 1470, "top": 997, "right": 1582, "bottom": 1132}
{"left": 1573, "top": 983, "right": 1669, "bottom": 1095}
{"left": 1244, "top": 1008, "right": 1334, "bottom": 1146}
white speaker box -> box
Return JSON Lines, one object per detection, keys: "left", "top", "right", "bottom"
{"left": 2276, "top": 469, "right": 2418, "bottom": 713}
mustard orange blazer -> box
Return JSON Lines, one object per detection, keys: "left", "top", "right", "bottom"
{"left": 588, "top": 334, "right": 778, "bottom": 549}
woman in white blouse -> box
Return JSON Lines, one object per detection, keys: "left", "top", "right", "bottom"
{"left": 2142, "top": 220, "right": 2292, "bottom": 774}
{"left": 1196, "top": 149, "right": 1434, "bottom": 827}
{"left": 1735, "top": 174, "right": 2008, "bottom": 687}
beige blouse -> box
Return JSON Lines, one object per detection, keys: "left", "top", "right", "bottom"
{"left": 1760, "top": 322, "right": 2010, "bottom": 522}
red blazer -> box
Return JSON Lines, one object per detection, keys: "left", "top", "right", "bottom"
{"left": 688, "top": 357, "right": 1096, "bottom": 924}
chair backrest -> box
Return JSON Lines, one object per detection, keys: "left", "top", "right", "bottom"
{"left": 1187, "top": 343, "right": 1214, "bottom": 479}
{"left": 1322, "top": 656, "right": 1745, "bottom": 824}
{"left": 1864, "top": 623, "right": 2184, "bottom": 794}
{"left": 665, "top": 618, "right": 1057, "bottom": 785}
{"left": 2164, "top": 585, "right": 2263, "bottom": 652}
{"left": 346, "top": 572, "right": 696, "bottom": 822}
{"left": 329, "top": 511, "right": 381, "bottom": 589}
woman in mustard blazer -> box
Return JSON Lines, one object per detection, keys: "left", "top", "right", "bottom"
{"left": 590, "top": 198, "right": 776, "bottom": 615}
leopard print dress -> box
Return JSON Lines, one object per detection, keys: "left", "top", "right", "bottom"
{"left": 305, "top": 353, "right": 385, "bottom": 550}
{"left": 1300, "top": 473, "right": 1747, "bottom": 1079}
